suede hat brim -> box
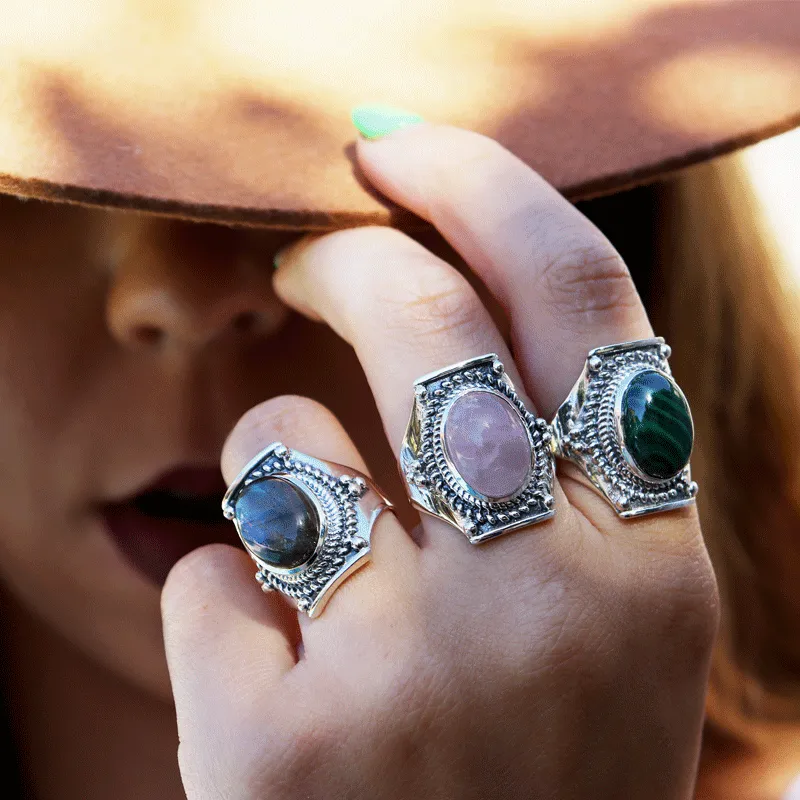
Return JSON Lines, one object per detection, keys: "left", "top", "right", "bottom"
{"left": 1, "top": 0, "right": 799, "bottom": 229}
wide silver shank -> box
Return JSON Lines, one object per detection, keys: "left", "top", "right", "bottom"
{"left": 551, "top": 338, "right": 698, "bottom": 518}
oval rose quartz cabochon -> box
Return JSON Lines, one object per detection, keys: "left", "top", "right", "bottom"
{"left": 443, "top": 390, "right": 533, "bottom": 500}
{"left": 234, "top": 478, "right": 320, "bottom": 569}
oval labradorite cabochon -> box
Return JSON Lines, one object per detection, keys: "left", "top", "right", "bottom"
{"left": 620, "top": 370, "right": 693, "bottom": 481}
{"left": 234, "top": 478, "right": 320, "bottom": 569}
{"left": 443, "top": 390, "right": 533, "bottom": 500}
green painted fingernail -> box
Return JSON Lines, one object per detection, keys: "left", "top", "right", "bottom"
{"left": 351, "top": 105, "right": 424, "bottom": 140}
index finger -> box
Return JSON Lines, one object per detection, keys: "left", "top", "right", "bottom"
{"left": 355, "top": 123, "right": 652, "bottom": 418}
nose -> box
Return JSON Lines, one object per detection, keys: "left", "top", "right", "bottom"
{"left": 105, "top": 215, "right": 290, "bottom": 350}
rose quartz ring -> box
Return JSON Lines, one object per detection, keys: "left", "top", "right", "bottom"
{"left": 400, "top": 354, "right": 555, "bottom": 543}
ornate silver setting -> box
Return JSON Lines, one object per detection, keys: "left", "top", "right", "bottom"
{"left": 222, "top": 443, "right": 391, "bottom": 618}
{"left": 551, "top": 338, "right": 697, "bottom": 518}
{"left": 400, "top": 354, "right": 555, "bottom": 544}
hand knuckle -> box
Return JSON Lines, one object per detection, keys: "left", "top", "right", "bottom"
{"left": 385, "top": 262, "right": 487, "bottom": 345}
{"left": 666, "top": 558, "right": 720, "bottom": 658}
{"left": 538, "top": 233, "right": 640, "bottom": 326}
{"left": 632, "top": 546, "right": 720, "bottom": 664}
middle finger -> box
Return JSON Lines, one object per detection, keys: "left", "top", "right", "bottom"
{"left": 274, "top": 226, "right": 568, "bottom": 555}
{"left": 275, "top": 225, "right": 527, "bottom": 453}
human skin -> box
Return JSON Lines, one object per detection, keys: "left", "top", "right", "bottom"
{"left": 0, "top": 194, "right": 407, "bottom": 798}
{"left": 162, "top": 125, "right": 720, "bottom": 799}
{"left": 0, "top": 199, "right": 389, "bottom": 696}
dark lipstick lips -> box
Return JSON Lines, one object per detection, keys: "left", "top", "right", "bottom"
{"left": 102, "top": 466, "right": 241, "bottom": 587}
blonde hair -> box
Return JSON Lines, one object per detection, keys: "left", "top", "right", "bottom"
{"left": 653, "top": 153, "right": 800, "bottom": 744}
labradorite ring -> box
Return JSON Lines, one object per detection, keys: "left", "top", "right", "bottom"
{"left": 551, "top": 338, "right": 697, "bottom": 518}
{"left": 222, "top": 443, "right": 392, "bottom": 618}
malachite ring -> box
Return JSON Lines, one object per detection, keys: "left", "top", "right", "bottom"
{"left": 222, "top": 443, "right": 392, "bottom": 618}
{"left": 551, "top": 338, "right": 697, "bottom": 518}
{"left": 400, "top": 354, "right": 556, "bottom": 544}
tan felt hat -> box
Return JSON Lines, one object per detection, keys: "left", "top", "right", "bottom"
{"left": 1, "top": 0, "right": 799, "bottom": 230}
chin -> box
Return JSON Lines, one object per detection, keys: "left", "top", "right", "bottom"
{"left": 2, "top": 463, "right": 242, "bottom": 702}
{"left": 2, "top": 522, "right": 175, "bottom": 702}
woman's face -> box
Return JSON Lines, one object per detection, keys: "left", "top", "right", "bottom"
{"left": 0, "top": 194, "right": 398, "bottom": 698}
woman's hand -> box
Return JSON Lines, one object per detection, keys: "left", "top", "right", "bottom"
{"left": 161, "top": 124, "right": 719, "bottom": 800}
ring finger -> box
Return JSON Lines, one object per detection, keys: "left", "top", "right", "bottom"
{"left": 220, "top": 395, "right": 420, "bottom": 644}
{"left": 274, "top": 226, "right": 568, "bottom": 555}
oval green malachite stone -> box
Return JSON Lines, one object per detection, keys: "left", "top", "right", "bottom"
{"left": 620, "top": 370, "right": 693, "bottom": 480}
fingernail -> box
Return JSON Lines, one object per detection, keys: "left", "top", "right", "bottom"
{"left": 351, "top": 105, "right": 424, "bottom": 140}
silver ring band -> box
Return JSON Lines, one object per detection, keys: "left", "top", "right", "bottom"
{"left": 551, "top": 337, "right": 697, "bottom": 517}
{"left": 400, "top": 354, "right": 555, "bottom": 543}
{"left": 222, "top": 443, "right": 391, "bottom": 617}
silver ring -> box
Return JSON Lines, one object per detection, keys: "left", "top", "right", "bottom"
{"left": 222, "top": 443, "right": 391, "bottom": 618}
{"left": 400, "top": 354, "right": 555, "bottom": 544}
{"left": 551, "top": 337, "right": 698, "bottom": 518}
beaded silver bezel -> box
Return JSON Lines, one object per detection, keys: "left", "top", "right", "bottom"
{"left": 222, "top": 442, "right": 391, "bottom": 618}
{"left": 551, "top": 338, "right": 698, "bottom": 518}
{"left": 400, "top": 354, "right": 555, "bottom": 544}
